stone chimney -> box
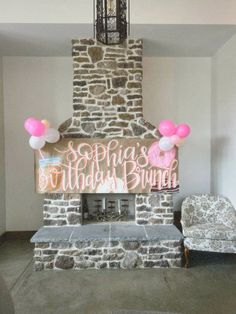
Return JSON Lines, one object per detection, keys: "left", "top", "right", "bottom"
{"left": 59, "top": 38, "right": 158, "bottom": 139}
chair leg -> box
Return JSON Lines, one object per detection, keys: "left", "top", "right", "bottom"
{"left": 184, "top": 247, "right": 189, "bottom": 268}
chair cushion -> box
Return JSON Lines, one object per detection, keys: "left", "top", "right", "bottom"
{"left": 183, "top": 223, "right": 236, "bottom": 241}
{"left": 184, "top": 237, "right": 236, "bottom": 253}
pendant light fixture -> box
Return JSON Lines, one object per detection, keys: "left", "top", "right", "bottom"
{"left": 94, "top": 0, "right": 130, "bottom": 45}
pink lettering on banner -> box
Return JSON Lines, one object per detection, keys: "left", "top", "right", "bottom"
{"left": 35, "top": 138, "right": 179, "bottom": 194}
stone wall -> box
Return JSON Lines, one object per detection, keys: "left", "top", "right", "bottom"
{"left": 135, "top": 194, "right": 173, "bottom": 225}
{"left": 34, "top": 239, "right": 182, "bottom": 271}
{"left": 43, "top": 38, "right": 174, "bottom": 227}
{"left": 59, "top": 38, "right": 157, "bottom": 139}
{"left": 44, "top": 192, "right": 173, "bottom": 226}
{"left": 43, "top": 194, "right": 82, "bottom": 226}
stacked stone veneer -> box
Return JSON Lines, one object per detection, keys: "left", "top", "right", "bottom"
{"left": 60, "top": 38, "right": 157, "bottom": 139}
{"left": 43, "top": 38, "right": 174, "bottom": 227}
{"left": 135, "top": 194, "right": 173, "bottom": 225}
{"left": 43, "top": 194, "right": 82, "bottom": 226}
{"left": 34, "top": 238, "right": 182, "bottom": 271}
{"left": 43, "top": 192, "right": 173, "bottom": 226}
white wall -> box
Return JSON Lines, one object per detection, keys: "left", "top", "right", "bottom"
{"left": 3, "top": 57, "right": 73, "bottom": 231}
{"left": 211, "top": 34, "right": 236, "bottom": 207}
{"left": 1, "top": 0, "right": 236, "bottom": 25}
{"left": 131, "top": 0, "right": 236, "bottom": 25}
{"left": 2, "top": 56, "right": 212, "bottom": 230}
{"left": 0, "top": 57, "right": 5, "bottom": 235}
{"left": 143, "top": 58, "right": 212, "bottom": 210}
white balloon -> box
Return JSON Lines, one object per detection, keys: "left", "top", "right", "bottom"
{"left": 159, "top": 137, "right": 174, "bottom": 152}
{"left": 29, "top": 136, "right": 45, "bottom": 150}
{"left": 44, "top": 128, "right": 60, "bottom": 143}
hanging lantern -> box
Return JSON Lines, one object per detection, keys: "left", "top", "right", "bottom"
{"left": 94, "top": 0, "right": 130, "bottom": 45}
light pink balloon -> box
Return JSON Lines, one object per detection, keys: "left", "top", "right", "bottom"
{"left": 170, "top": 135, "right": 181, "bottom": 145}
{"left": 158, "top": 120, "right": 176, "bottom": 137}
{"left": 176, "top": 124, "right": 191, "bottom": 138}
{"left": 176, "top": 138, "right": 185, "bottom": 147}
{"left": 24, "top": 117, "right": 46, "bottom": 137}
{"left": 148, "top": 141, "right": 176, "bottom": 169}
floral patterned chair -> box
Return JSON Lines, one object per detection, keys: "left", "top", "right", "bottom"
{"left": 181, "top": 194, "right": 236, "bottom": 267}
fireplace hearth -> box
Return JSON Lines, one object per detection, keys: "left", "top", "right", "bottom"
{"left": 31, "top": 38, "right": 183, "bottom": 270}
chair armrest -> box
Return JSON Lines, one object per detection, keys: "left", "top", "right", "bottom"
{"left": 181, "top": 203, "right": 195, "bottom": 229}
{"left": 221, "top": 207, "right": 236, "bottom": 229}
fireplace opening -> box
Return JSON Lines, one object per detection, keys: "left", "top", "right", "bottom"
{"left": 82, "top": 194, "right": 135, "bottom": 224}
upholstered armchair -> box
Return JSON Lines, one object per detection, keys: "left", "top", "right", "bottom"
{"left": 181, "top": 194, "right": 236, "bottom": 267}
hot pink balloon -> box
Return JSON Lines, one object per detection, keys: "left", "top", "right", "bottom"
{"left": 24, "top": 118, "right": 46, "bottom": 137}
{"left": 24, "top": 117, "right": 36, "bottom": 132}
{"left": 158, "top": 120, "right": 176, "bottom": 137}
{"left": 176, "top": 124, "right": 191, "bottom": 138}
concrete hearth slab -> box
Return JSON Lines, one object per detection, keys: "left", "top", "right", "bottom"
{"left": 70, "top": 224, "right": 110, "bottom": 241}
{"left": 31, "top": 224, "right": 183, "bottom": 270}
{"left": 110, "top": 224, "right": 147, "bottom": 240}
{"left": 144, "top": 225, "right": 183, "bottom": 241}
{"left": 31, "top": 226, "right": 74, "bottom": 243}
{"left": 31, "top": 224, "right": 183, "bottom": 243}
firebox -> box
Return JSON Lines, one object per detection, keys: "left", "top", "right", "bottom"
{"left": 82, "top": 193, "right": 135, "bottom": 224}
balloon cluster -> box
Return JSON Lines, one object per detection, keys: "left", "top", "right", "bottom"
{"left": 158, "top": 120, "right": 191, "bottom": 152}
{"left": 24, "top": 118, "right": 60, "bottom": 150}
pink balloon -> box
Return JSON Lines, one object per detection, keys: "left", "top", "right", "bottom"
{"left": 158, "top": 120, "right": 176, "bottom": 137}
{"left": 148, "top": 141, "right": 176, "bottom": 169}
{"left": 176, "top": 138, "right": 185, "bottom": 147}
{"left": 24, "top": 118, "right": 46, "bottom": 137}
{"left": 176, "top": 124, "right": 191, "bottom": 138}
{"left": 24, "top": 117, "right": 36, "bottom": 132}
{"left": 170, "top": 135, "right": 181, "bottom": 145}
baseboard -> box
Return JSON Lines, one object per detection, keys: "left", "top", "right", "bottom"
{"left": 0, "top": 231, "right": 36, "bottom": 243}
{"left": 0, "top": 232, "right": 7, "bottom": 245}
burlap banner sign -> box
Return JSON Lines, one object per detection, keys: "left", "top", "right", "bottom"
{"left": 35, "top": 138, "right": 179, "bottom": 194}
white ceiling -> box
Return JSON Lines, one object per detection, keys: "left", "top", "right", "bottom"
{"left": 0, "top": 24, "right": 236, "bottom": 57}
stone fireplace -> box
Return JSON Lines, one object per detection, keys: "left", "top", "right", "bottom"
{"left": 31, "top": 38, "right": 183, "bottom": 270}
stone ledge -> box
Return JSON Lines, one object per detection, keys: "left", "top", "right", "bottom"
{"left": 31, "top": 224, "right": 183, "bottom": 243}
{"left": 32, "top": 224, "right": 183, "bottom": 270}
